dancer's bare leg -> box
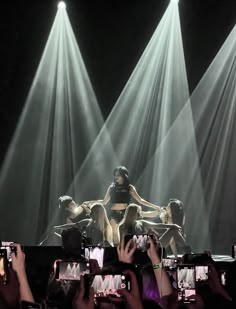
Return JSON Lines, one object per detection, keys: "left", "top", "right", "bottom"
{"left": 110, "top": 219, "right": 119, "bottom": 245}
{"left": 169, "top": 237, "right": 178, "bottom": 257}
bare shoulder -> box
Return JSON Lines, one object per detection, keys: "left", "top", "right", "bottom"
{"left": 108, "top": 184, "right": 113, "bottom": 191}
{"left": 129, "top": 184, "right": 136, "bottom": 192}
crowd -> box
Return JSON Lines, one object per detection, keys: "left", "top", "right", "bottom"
{"left": 0, "top": 228, "right": 236, "bottom": 308}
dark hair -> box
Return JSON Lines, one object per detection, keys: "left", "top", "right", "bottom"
{"left": 113, "top": 166, "right": 129, "bottom": 187}
{"left": 122, "top": 204, "right": 142, "bottom": 224}
{"left": 168, "top": 198, "right": 184, "bottom": 227}
{"left": 89, "top": 203, "right": 110, "bottom": 230}
{"left": 61, "top": 227, "right": 82, "bottom": 258}
{"left": 119, "top": 204, "right": 143, "bottom": 238}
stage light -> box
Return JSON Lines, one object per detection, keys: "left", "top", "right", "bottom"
{"left": 191, "top": 25, "right": 236, "bottom": 253}
{"left": 58, "top": 1, "right": 66, "bottom": 9}
{"left": 0, "top": 2, "right": 103, "bottom": 245}
{"left": 171, "top": 0, "right": 179, "bottom": 3}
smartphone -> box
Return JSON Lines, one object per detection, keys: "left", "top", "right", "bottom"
{"left": 177, "top": 264, "right": 196, "bottom": 303}
{"left": 85, "top": 246, "right": 104, "bottom": 268}
{"left": 124, "top": 234, "right": 152, "bottom": 251}
{"left": 0, "top": 249, "right": 8, "bottom": 284}
{"left": 162, "top": 258, "right": 178, "bottom": 270}
{"left": 232, "top": 245, "right": 236, "bottom": 258}
{"left": 21, "top": 301, "right": 41, "bottom": 309}
{"left": 1, "top": 241, "right": 17, "bottom": 262}
{"left": 54, "top": 260, "right": 90, "bottom": 280}
{"left": 195, "top": 265, "right": 208, "bottom": 283}
{"left": 85, "top": 273, "right": 131, "bottom": 299}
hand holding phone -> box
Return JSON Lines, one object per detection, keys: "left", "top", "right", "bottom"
{"left": 177, "top": 264, "right": 196, "bottom": 303}
{"left": 85, "top": 246, "right": 104, "bottom": 268}
{"left": 162, "top": 258, "right": 178, "bottom": 270}
{"left": 195, "top": 265, "right": 208, "bottom": 283}
{"left": 54, "top": 260, "right": 90, "bottom": 280}
{"left": 124, "top": 234, "right": 153, "bottom": 252}
{"left": 1, "top": 241, "right": 17, "bottom": 263}
{"left": 84, "top": 273, "right": 131, "bottom": 299}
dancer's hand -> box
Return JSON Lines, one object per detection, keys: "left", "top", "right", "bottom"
{"left": 80, "top": 203, "right": 91, "bottom": 214}
{"left": 117, "top": 238, "right": 137, "bottom": 264}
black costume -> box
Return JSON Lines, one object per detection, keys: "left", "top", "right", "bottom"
{"left": 109, "top": 183, "right": 131, "bottom": 223}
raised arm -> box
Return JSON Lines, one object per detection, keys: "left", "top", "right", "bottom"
{"left": 147, "top": 237, "right": 173, "bottom": 298}
{"left": 129, "top": 185, "right": 161, "bottom": 212}
{"left": 66, "top": 204, "right": 90, "bottom": 222}
{"left": 11, "top": 243, "right": 35, "bottom": 303}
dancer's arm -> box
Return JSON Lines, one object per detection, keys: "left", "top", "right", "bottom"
{"left": 140, "top": 209, "right": 161, "bottom": 218}
{"left": 129, "top": 185, "right": 161, "bottom": 211}
{"left": 66, "top": 203, "right": 90, "bottom": 221}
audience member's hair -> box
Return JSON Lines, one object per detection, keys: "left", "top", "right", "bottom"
{"left": 61, "top": 227, "right": 83, "bottom": 258}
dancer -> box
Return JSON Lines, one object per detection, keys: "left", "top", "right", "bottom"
{"left": 77, "top": 203, "right": 113, "bottom": 247}
{"left": 155, "top": 199, "right": 191, "bottom": 256}
{"left": 118, "top": 204, "right": 159, "bottom": 242}
{"left": 83, "top": 166, "right": 161, "bottom": 244}
{"left": 58, "top": 195, "right": 90, "bottom": 224}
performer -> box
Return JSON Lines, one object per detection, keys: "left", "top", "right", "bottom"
{"left": 58, "top": 195, "right": 91, "bottom": 224}
{"left": 77, "top": 203, "right": 113, "bottom": 247}
{"left": 83, "top": 166, "right": 161, "bottom": 244}
{"left": 118, "top": 203, "right": 160, "bottom": 242}
{"left": 155, "top": 198, "right": 192, "bottom": 256}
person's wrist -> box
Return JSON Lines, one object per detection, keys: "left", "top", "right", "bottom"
{"left": 150, "top": 255, "right": 161, "bottom": 264}
{"left": 152, "top": 262, "right": 162, "bottom": 270}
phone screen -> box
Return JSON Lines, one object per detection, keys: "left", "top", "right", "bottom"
{"left": 55, "top": 260, "right": 90, "bottom": 280}
{"left": 85, "top": 274, "right": 131, "bottom": 298}
{"left": 1, "top": 242, "right": 16, "bottom": 262}
{"left": 177, "top": 265, "right": 196, "bottom": 303}
{"left": 85, "top": 247, "right": 104, "bottom": 268}
{"left": 124, "top": 234, "right": 150, "bottom": 251}
{"left": 0, "top": 249, "right": 7, "bottom": 284}
{"left": 195, "top": 265, "right": 208, "bottom": 283}
{"left": 162, "top": 258, "right": 178, "bottom": 270}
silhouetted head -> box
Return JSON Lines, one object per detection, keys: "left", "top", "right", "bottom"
{"left": 61, "top": 227, "right": 83, "bottom": 258}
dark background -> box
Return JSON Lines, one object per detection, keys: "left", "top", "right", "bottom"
{"left": 0, "top": 0, "right": 235, "bottom": 252}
